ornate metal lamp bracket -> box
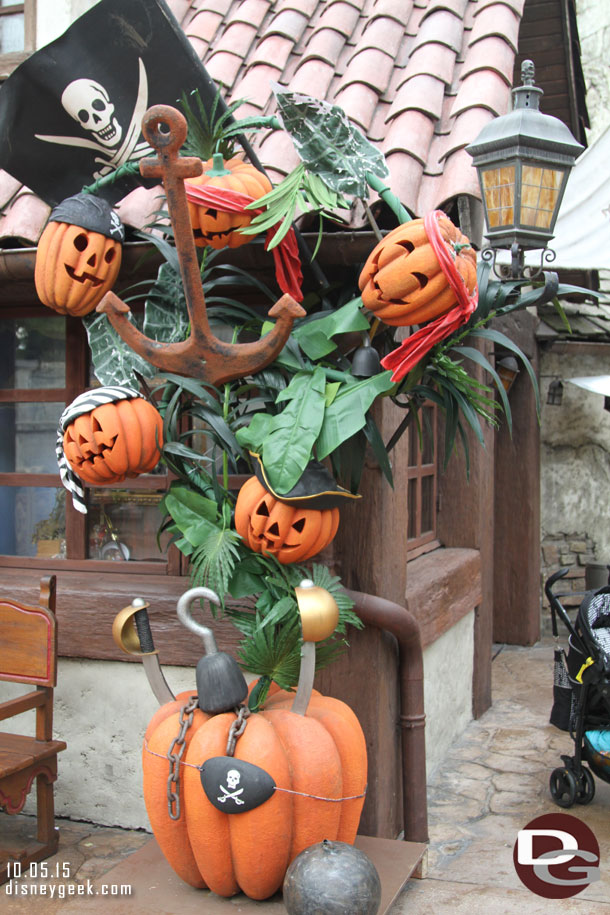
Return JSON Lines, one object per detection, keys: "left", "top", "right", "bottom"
{"left": 97, "top": 105, "right": 305, "bottom": 385}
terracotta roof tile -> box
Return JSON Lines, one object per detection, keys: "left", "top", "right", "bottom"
{"left": 384, "top": 150, "right": 425, "bottom": 214}
{"left": 383, "top": 109, "right": 436, "bottom": 166}
{"left": 300, "top": 28, "right": 346, "bottom": 67}
{"left": 451, "top": 69, "right": 512, "bottom": 118}
{"left": 334, "top": 82, "right": 379, "bottom": 133}
{"left": 185, "top": 10, "right": 223, "bottom": 45}
{"left": 0, "top": 0, "right": 529, "bottom": 244}
{"left": 0, "top": 189, "right": 50, "bottom": 244}
{"left": 227, "top": 0, "right": 272, "bottom": 29}
{"left": 460, "top": 35, "right": 515, "bottom": 86}
{"left": 359, "top": 17, "right": 406, "bottom": 61}
{"left": 206, "top": 51, "right": 244, "bottom": 90}
{"left": 233, "top": 63, "right": 283, "bottom": 109}
{"left": 313, "top": 1, "right": 361, "bottom": 39}
{"left": 398, "top": 42, "right": 457, "bottom": 89}
{"left": 289, "top": 59, "right": 335, "bottom": 98}
{"left": 0, "top": 170, "right": 22, "bottom": 209}
{"left": 337, "top": 48, "right": 395, "bottom": 96}
{"left": 476, "top": 0, "right": 526, "bottom": 16}
{"left": 262, "top": 8, "right": 309, "bottom": 43}
{"left": 370, "top": 0, "right": 414, "bottom": 28}
{"left": 386, "top": 74, "right": 446, "bottom": 122}
{"left": 469, "top": 2, "right": 521, "bottom": 53}
{"left": 411, "top": 9, "right": 464, "bottom": 54}
{"left": 250, "top": 34, "right": 295, "bottom": 72}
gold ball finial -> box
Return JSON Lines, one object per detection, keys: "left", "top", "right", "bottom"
{"left": 294, "top": 579, "right": 339, "bottom": 642}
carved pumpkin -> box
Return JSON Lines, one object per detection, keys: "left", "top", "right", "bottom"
{"left": 358, "top": 213, "right": 477, "bottom": 327}
{"left": 185, "top": 154, "right": 272, "bottom": 249}
{"left": 234, "top": 476, "right": 340, "bottom": 564}
{"left": 62, "top": 391, "right": 163, "bottom": 486}
{"left": 142, "top": 688, "right": 367, "bottom": 900}
{"left": 35, "top": 193, "right": 125, "bottom": 316}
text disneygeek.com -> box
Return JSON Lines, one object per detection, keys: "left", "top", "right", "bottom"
{"left": 4, "top": 861, "right": 132, "bottom": 899}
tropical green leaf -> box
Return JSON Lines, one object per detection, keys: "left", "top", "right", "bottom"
{"left": 470, "top": 327, "right": 541, "bottom": 417}
{"left": 363, "top": 413, "right": 393, "bottom": 487}
{"left": 292, "top": 298, "right": 370, "bottom": 360}
{"left": 83, "top": 311, "right": 156, "bottom": 386}
{"left": 142, "top": 262, "right": 189, "bottom": 344}
{"left": 189, "top": 527, "right": 243, "bottom": 601}
{"left": 451, "top": 344, "right": 512, "bottom": 435}
{"left": 236, "top": 411, "right": 274, "bottom": 453}
{"left": 261, "top": 368, "right": 327, "bottom": 492}
{"left": 163, "top": 485, "right": 219, "bottom": 545}
{"left": 273, "top": 89, "right": 388, "bottom": 197}
{"left": 316, "top": 371, "right": 394, "bottom": 460}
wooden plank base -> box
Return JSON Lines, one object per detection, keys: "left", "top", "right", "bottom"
{"left": 59, "top": 835, "right": 427, "bottom": 913}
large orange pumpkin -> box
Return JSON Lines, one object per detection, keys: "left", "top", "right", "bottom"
{"left": 359, "top": 213, "right": 477, "bottom": 327}
{"left": 62, "top": 393, "right": 163, "bottom": 485}
{"left": 234, "top": 476, "right": 340, "bottom": 564}
{"left": 185, "top": 154, "right": 272, "bottom": 249}
{"left": 142, "top": 688, "right": 367, "bottom": 900}
{"left": 35, "top": 193, "right": 124, "bottom": 316}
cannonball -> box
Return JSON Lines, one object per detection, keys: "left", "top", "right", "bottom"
{"left": 283, "top": 839, "right": 381, "bottom": 915}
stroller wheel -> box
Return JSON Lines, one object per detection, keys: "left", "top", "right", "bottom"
{"left": 550, "top": 767, "right": 577, "bottom": 808}
{"left": 575, "top": 766, "right": 596, "bottom": 805}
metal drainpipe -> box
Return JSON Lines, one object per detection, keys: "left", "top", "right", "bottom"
{"left": 344, "top": 588, "right": 429, "bottom": 844}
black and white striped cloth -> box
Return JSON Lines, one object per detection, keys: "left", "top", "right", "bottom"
{"left": 56, "top": 385, "right": 142, "bottom": 514}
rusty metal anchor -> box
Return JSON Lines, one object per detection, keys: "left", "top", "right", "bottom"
{"left": 96, "top": 105, "right": 305, "bottom": 386}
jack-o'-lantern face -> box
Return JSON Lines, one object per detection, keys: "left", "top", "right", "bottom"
{"left": 35, "top": 193, "right": 124, "bottom": 316}
{"left": 185, "top": 156, "right": 273, "bottom": 251}
{"left": 63, "top": 397, "right": 163, "bottom": 486}
{"left": 234, "top": 476, "right": 340, "bottom": 565}
{"left": 359, "top": 215, "right": 476, "bottom": 327}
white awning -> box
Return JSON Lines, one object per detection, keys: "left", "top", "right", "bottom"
{"left": 566, "top": 375, "right": 610, "bottom": 396}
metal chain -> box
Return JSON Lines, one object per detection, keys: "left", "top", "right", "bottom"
{"left": 226, "top": 705, "right": 251, "bottom": 757}
{"left": 166, "top": 695, "right": 198, "bottom": 820}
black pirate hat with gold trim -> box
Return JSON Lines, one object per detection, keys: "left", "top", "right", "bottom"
{"left": 250, "top": 452, "right": 361, "bottom": 510}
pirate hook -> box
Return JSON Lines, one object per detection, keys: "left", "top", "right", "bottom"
{"left": 96, "top": 105, "right": 305, "bottom": 385}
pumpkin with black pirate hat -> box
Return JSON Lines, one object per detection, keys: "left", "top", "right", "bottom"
{"left": 35, "top": 192, "right": 125, "bottom": 316}
{"left": 234, "top": 453, "right": 360, "bottom": 565}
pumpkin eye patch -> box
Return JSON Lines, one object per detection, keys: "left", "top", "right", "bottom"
{"left": 256, "top": 502, "right": 270, "bottom": 517}
{"left": 398, "top": 240, "right": 415, "bottom": 253}
{"left": 292, "top": 518, "right": 306, "bottom": 532}
{"left": 104, "top": 248, "right": 117, "bottom": 263}
{"left": 73, "top": 233, "right": 89, "bottom": 252}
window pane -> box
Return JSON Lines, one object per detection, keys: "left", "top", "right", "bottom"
{"left": 421, "top": 406, "right": 435, "bottom": 464}
{"left": 0, "top": 11, "right": 24, "bottom": 53}
{"left": 0, "top": 317, "right": 66, "bottom": 388}
{"left": 88, "top": 490, "right": 169, "bottom": 562}
{"left": 421, "top": 476, "right": 434, "bottom": 534}
{"left": 408, "top": 478, "right": 417, "bottom": 539}
{"left": 0, "top": 486, "right": 65, "bottom": 557}
{"left": 0, "top": 402, "right": 64, "bottom": 472}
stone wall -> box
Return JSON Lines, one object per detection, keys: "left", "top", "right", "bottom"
{"left": 541, "top": 531, "right": 596, "bottom": 610}
{"left": 576, "top": 0, "right": 610, "bottom": 142}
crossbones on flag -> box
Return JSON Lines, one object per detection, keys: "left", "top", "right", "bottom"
{"left": 0, "top": 0, "right": 223, "bottom": 207}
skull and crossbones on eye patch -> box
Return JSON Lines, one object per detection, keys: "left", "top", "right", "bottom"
{"left": 217, "top": 769, "right": 245, "bottom": 805}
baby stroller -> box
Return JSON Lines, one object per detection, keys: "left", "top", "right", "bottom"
{"left": 546, "top": 567, "right": 610, "bottom": 807}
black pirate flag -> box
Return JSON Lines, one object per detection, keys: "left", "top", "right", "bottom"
{"left": 0, "top": 0, "right": 223, "bottom": 206}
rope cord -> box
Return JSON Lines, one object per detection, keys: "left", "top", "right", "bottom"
{"left": 144, "top": 739, "right": 366, "bottom": 802}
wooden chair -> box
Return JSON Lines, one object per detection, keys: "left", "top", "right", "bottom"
{"left": 0, "top": 576, "right": 66, "bottom": 883}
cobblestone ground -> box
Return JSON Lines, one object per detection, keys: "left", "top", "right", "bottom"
{"left": 390, "top": 637, "right": 610, "bottom": 913}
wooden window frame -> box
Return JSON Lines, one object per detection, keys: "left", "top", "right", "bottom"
{"left": 406, "top": 402, "right": 439, "bottom": 560}
{"left": 0, "top": 1, "right": 36, "bottom": 77}
{"left": 0, "top": 305, "right": 181, "bottom": 576}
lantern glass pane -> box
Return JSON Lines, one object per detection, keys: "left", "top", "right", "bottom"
{"left": 481, "top": 166, "right": 515, "bottom": 227}
{"left": 520, "top": 165, "right": 563, "bottom": 228}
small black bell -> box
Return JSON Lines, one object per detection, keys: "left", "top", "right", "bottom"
{"left": 177, "top": 587, "right": 248, "bottom": 714}
{"left": 351, "top": 336, "right": 381, "bottom": 377}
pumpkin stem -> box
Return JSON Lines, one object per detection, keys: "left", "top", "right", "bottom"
{"left": 206, "top": 152, "right": 231, "bottom": 177}
{"left": 452, "top": 241, "right": 472, "bottom": 254}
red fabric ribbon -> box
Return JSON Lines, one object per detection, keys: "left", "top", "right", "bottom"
{"left": 184, "top": 183, "right": 303, "bottom": 301}
{"left": 380, "top": 210, "right": 478, "bottom": 383}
